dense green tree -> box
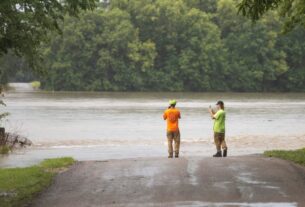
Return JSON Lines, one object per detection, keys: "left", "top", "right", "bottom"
{"left": 177, "top": 8, "right": 227, "bottom": 91}
{"left": 184, "top": 0, "right": 217, "bottom": 13}
{"left": 0, "top": 53, "right": 33, "bottom": 83}
{"left": 275, "top": 27, "right": 305, "bottom": 91}
{"left": 217, "top": 0, "right": 288, "bottom": 91}
{"left": 109, "top": 0, "right": 226, "bottom": 91}
{"left": 42, "top": 9, "right": 156, "bottom": 91}
{"left": 2, "top": 0, "right": 305, "bottom": 92}
{"left": 0, "top": 0, "right": 97, "bottom": 72}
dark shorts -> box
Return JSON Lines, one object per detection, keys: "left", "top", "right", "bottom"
{"left": 214, "top": 132, "right": 227, "bottom": 150}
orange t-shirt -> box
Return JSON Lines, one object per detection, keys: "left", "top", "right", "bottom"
{"left": 163, "top": 108, "right": 181, "bottom": 132}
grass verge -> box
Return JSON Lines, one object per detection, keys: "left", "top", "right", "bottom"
{"left": 0, "top": 146, "right": 10, "bottom": 155}
{"left": 0, "top": 157, "right": 75, "bottom": 207}
{"left": 264, "top": 148, "right": 305, "bottom": 166}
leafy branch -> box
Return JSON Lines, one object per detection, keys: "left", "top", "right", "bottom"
{"left": 237, "top": 0, "right": 305, "bottom": 32}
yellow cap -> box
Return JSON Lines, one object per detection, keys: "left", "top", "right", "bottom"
{"left": 169, "top": 100, "right": 177, "bottom": 105}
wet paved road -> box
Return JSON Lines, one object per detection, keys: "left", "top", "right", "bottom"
{"left": 31, "top": 156, "right": 305, "bottom": 207}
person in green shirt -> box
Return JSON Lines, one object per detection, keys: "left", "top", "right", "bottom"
{"left": 208, "top": 100, "right": 228, "bottom": 157}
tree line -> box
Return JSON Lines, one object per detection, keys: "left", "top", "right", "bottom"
{"left": 1, "top": 0, "right": 305, "bottom": 92}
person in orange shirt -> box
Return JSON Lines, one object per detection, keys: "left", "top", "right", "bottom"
{"left": 163, "top": 100, "right": 181, "bottom": 158}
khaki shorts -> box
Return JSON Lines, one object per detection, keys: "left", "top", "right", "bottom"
{"left": 214, "top": 132, "right": 227, "bottom": 151}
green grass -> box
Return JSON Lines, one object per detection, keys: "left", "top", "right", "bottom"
{"left": 0, "top": 157, "right": 75, "bottom": 207}
{"left": 0, "top": 146, "right": 10, "bottom": 155}
{"left": 264, "top": 148, "right": 305, "bottom": 166}
{"left": 40, "top": 157, "right": 75, "bottom": 169}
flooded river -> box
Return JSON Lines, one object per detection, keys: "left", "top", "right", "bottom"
{"left": 1, "top": 85, "right": 305, "bottom": 167}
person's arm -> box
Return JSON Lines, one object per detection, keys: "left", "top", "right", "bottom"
{"left": 208, "top": 106, "right": 216, "bottom": 119}
{"left": 163, "top": 111, "right": 167, "bottom": 120}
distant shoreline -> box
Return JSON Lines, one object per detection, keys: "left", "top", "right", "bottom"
{"left": 6, "top": 82, "right": 305, "bottom": 93}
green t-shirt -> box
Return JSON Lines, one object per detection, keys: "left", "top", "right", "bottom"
{"left": 213, "top": 109, "right": 226, "bottom": 133}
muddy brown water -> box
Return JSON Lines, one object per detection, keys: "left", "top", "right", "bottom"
{"left": 1, "top": 84, "right": 305, "bottom": 167}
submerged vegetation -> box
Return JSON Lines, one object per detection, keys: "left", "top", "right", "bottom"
{"left": 264, "top": 148, "right": 305, "bottom": 166}
{"left": 0, "top": 157, "right": 75, "bottom": 207}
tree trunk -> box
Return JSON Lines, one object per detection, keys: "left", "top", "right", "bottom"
{"left": 0, "top": 127, "right": 5, "bottom": 145}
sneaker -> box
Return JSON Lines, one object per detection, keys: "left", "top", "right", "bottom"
{"left": 175, "top": 153, "right": 179, "bottom": 158}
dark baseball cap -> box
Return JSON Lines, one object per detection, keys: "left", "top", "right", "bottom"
{"left": 216, "top": 100, "right": 224, "bottom": 105}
